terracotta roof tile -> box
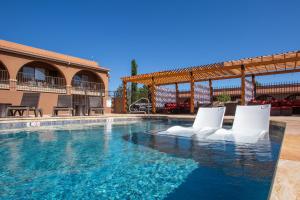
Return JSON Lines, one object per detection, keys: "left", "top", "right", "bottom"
{"left": 0, "top": 40, "right": 109, "bottom": 71}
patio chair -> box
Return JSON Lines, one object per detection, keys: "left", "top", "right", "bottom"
{"left": 158, "top": 107, "right": 226, "bottom": 138}
{"left": 52, "top": 95, "right": 74, "bottom": 116}
{"left": 207, "top": 104, "right": 271, "bottom": 143}
{"left": 88, "top": 96, "right": 104, "bottom": 115}
{"left": 6, "top": 93, "right": 43, "bottom": 117}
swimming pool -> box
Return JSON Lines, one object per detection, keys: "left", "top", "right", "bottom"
{"left": 0, "top": 119, "right": 283, "bottom": 200}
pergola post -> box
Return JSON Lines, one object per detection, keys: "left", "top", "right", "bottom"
{"left": 251, "top": 74, "right": 256, "bottom": 99}
{"left": 122, "top": 81, "right": 127, "bottom": 113}
{"left": 151, "top": 77, "right": 156, "bottom": 113}
{"left": 241, "top": 65, "right": 246, "bottom": 105}
{"left": 190, "top": 72, "right": 195, "bottom": 113}
{"left": 209, "top": 79, "right": 213, "bottom": 104}
{"left": 175, "top": 83, "right": 179, "bottom": 104}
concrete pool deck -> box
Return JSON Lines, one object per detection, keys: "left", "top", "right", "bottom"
{"left": 0, "top": 114, "right": 299, "bottom": 200}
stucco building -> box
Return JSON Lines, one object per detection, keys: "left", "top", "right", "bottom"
{"left": 0, "top": 40, "right": 110, "bottom": 115}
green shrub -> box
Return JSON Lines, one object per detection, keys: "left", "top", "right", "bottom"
{"left": 216, "top": 93, "right": 231, "bottom": 102}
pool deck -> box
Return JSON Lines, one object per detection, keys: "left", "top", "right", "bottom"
{"left": 0, "top": 114, "right": 299, "bottom": 200}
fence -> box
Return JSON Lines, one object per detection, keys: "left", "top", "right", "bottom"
{"left": 110, "top": 81, "right": 300, "bottom": 113}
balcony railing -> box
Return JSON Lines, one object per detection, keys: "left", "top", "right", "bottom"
{"left": 71, "top": 80, "right": 105, "bottom": 96}
{"left": 0, "top": 70, "right": 9, "bottom": 89}
{"left": 16, "top": 72, "right": 66, "bottom": 93}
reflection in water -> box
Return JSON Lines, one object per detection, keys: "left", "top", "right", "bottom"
{"left": 38, "top": 130, "right": 57, "bottom": 142}
{"left": 7, "top": 142, "right": 20, "bottom": 171}
{"left": 124, "top": 128, "right": 282, "bottom": 180}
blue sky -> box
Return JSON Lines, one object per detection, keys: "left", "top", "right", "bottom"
{"left": 1, "top": 0, "right": 299, "bottom": 90}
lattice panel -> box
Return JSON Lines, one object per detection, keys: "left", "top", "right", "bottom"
{"left": 245, "top": 78, "right": 253, "bottom": 102}
{"left": 194, "top": 84, "right": 211, "bottom": 105}
{"left": 155, "top": 86, "right": 176, "bottom": 108}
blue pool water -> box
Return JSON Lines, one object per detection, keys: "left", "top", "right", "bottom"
{"left": 0, "top": 120, "right": 283, "bottom": 200}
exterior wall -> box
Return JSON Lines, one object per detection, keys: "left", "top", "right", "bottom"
{"left": 0, "top": 90, "right": 59, "bottom": 115}
{"left": 0, "top": 50, "right": 110, "bottom": 115}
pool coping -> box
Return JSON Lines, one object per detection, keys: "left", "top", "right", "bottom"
{"left": 0, "top": 114, "right": 298, "bottom": 200}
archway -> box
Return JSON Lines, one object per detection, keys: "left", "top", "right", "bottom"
{"left": 71, "top": 70, "right": 105, "bottom": 92}
{"left": 17, "top": 61, "right": 66, "bottom": 89}
{"left": 0, "top": 61, "right": 10, "bottom": 85}
{"left": 71, "top": 70, "right": 105, "bottom": 111}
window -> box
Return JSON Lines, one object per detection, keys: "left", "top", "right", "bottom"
{"left": 23, "top": 66, "right": 35, "bottom": 76}
{"left": 82, "top": 75, "right": 89, "bottom": 82}
{"left": 35, "top": 68, "right": 46, "bottom": 81}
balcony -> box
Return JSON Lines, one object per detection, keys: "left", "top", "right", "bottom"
{"left": 0, "top": 70, "right": 9, "bottom": 89}
{"left": 16, "top": 72, "right": 66, "bottom": 93}
{"left": 71, "top": 80, "right": 105, "bottom": 96}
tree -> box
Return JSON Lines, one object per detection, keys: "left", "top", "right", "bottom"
{"left": 137, "top": 85, "right": 149, "bottom": 99}
{"left": 131, "top": 59, "right": 138, "bottom": 103}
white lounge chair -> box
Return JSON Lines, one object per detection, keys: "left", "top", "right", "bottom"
{"left": 207, "top": 104, "right": 271, "bottom": 143}
{"left": 158, "top": 107, "right": 226, "bottom": 138}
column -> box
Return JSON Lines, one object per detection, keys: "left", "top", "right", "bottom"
{"left": 209, "top": 79, "right": 213, "bottom": 104}
{"left": 251, "top": 74, "right": 256, "bottom": 99}
{"left": 151, "top": 77, "right": 156, "bottom": 113}
{"left": 9, "top": 79, "right": 17, "bottom": 91}
{"left": 122, "top": 81, "right": 127, "bottom": 113}
{"left": 190, "top": 72, "right": 195, "bottom": 113}
{"left": 241, "top": 65, "right": 246, "bottom": 105}
{"left": 175, "top": 83, "right": 179, "bottom": 104}
{"left": 66, "top": 85, "right": 72, "bottom": 95}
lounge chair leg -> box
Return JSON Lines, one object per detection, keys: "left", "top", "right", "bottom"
{"left": 34, "top": 109, "right": 38, "bottom": 117}
{"left": 39, "top": 109, "right": 43, "bottom": 117}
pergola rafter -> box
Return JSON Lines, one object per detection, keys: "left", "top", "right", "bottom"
{"left": 121, "top": 50, "right": 300, "bottom": 113}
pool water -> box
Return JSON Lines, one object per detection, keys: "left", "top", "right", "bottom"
{"left": 0, "top": 120, "right": 283, "bottom": 200}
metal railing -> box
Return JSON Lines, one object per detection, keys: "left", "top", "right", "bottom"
{"left": 129, "top": 97, "right": 151, "bottom": 114}
{"left": 71, "top": 80, "right": 105, "bottom": 96}
{"left": 16, "top": 72, "right": 66, "bottom": 93}
{"left": 0, "top": 70, "right": 9, "bottom": 83}
{"left": 0, "top": 70, "right": 9, "bottom": 89}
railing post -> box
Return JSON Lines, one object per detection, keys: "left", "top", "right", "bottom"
{"left": 151, "top": 77, "right": 156, "bottom": 114}
{"left": 190, "top": 72, "right": 195, "bottom": 113}
{"left": 209, "top": 79, "right": 213, "bottom": 104}
{"left": 241, "top": 65, "right": 246, "bottom": 105}
{"left": 122, "top": 81, "right": 127, "bottom": 113}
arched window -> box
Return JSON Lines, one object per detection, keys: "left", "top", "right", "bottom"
{"left": 17, "top": 61, "right": 66, "bottom": 89}
{"left": 0, "top": 61, "right": 9, "bottom": 86}
{"left": 71, "top": 70, "right": 105, "bottom": 93}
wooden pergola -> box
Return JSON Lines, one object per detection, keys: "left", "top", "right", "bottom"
{"left": 121, "top": 50, "right": 300, "bottom": 113}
